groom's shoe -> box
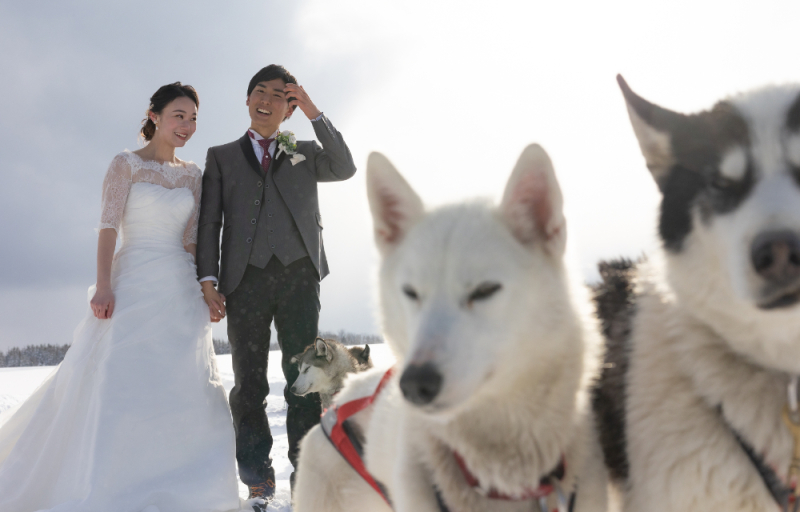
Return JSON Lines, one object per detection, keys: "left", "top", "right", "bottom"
{"left": 248, "top": 467, "right": 276, "bottom": 509}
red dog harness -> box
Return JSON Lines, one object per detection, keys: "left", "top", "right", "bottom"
{"left": 320, "top": 368, "right": 395, "bottom": 506}
{"left": 453, "top": 451, "right": 571, "bottom": 504}
{"left": 320, "top": 367, "right": 575, "bottom": 512}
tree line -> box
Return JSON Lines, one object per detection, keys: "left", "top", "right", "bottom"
{"left": 0, "top": 331, "right": 384, "bottom": 367}
{"left": 0, "top": 344, "right": 71, "bottom": 368}
{"left": 212, "top": 330, "right": 383, "bottom": 354}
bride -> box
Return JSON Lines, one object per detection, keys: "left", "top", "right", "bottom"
{"left": 0, "top": 83, "right": 253, "bottom": 512}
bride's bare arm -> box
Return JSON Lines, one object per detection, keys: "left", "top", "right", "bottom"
{"left": 91, "top": 228, "right": 117, "bottom": 319}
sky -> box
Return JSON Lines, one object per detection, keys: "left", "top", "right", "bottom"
{"left": 2, "top": 0, "right": 800, "bottom": 351}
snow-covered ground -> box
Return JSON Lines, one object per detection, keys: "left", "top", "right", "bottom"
{"left": 0, "top": 344, "right": 396, "bottom": 512}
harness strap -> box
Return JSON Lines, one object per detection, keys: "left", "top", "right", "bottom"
{"left": 455, "top": 451, "right": 575, "bottom": 511}
{"left": 454, "top": 451, "right": 567, "bottom": 500}
{"left": 733, "top": 428, "right": 796, "bottom": 511}
{"left": 322, "top": 367, "right": 576, "bottom": 511}
{"left": 721, "top": 406, "right": 797, "bottom": 511}
{"left": 320, "top": 368, "right": 395, "bottom": 506}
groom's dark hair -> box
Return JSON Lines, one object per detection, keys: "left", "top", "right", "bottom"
{"left": 247, "top": 65, "right": 298, "bottom": 114}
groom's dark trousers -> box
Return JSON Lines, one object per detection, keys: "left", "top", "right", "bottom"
{"left": 196, "top": 115, "right": 357, "bottom": 487}
{"left": 226, "top": 257, "right": 321, "bottom": 485}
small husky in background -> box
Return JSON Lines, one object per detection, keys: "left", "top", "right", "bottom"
{"left": 290, "top": 337, "right": 372, "bottom": 409}
{"left": 294, "top": 145, "right": 610, "bottom": 512}
{"left": 594, "top": 76, "right": 800, "bottom": 511}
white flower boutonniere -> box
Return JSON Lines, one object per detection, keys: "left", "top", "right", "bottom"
{"left": 276, "top": 131, "right": 306, "bottom": 165}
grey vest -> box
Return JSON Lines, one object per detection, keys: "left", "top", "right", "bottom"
{"left": 249, "top": 147, "right": 308, "bottom": 268}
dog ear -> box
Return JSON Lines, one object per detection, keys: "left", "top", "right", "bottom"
{"left": 359, "top": 344, "right": 370, "bottom": 363}
{"left": 617, "top": 74, "right": 688, "bottom": 190}
{"left": 367, "top": 152, "right": 425, "bottom": 255}
{"left": 290, "top": 354, "right": 300, "bottom": 365}
{"left": 315, "top": 338, "right": 333, "bottom": 362}
{"left": 501, "top": 144, "right": 566, "bottom": 257}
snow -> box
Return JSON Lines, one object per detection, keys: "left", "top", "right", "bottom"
{"left": 0, "top": 344, "right": 396, "bottom": 512}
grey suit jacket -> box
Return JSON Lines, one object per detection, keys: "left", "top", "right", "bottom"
{"left": 196, "top": 115, "right": 357, "bottom": 296}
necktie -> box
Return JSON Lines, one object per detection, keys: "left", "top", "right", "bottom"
{"left": 249, "top": 131, "right": 275, "bottom": 173}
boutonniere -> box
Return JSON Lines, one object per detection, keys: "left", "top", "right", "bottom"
{"left": 276, "top": 131, "right": 306, "bottom": 165}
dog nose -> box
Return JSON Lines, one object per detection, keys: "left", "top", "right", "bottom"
{"left": 751, "top": 231, "right": 800, "bottom": 284}
{"left": 399, "top": 363, "right": 442, "bottom": 405}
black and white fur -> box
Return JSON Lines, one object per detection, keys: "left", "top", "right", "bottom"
{"left": 290, "top": 337, "right": 372, "bottom": 409}
{"left": 594, "top": 76, "right": 800, "bottom": 511}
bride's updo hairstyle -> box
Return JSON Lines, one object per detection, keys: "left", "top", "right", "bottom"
{"left": 141, "top": 82, "right": 200, "bottom": 142}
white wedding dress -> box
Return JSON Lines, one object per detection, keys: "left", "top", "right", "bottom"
{"left": 0, "top": 151, "right": 250, "bottom": 512}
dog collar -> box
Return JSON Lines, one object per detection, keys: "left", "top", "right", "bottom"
{"left": 452, "top": 450, "right": 574, "bottom": 509}
{"left": 322, "top": 368, "right": 576, "bottom": 512}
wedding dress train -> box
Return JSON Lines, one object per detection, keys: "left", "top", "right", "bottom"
{"left": 0, "top": 152, "right": 249, "bottom": 512}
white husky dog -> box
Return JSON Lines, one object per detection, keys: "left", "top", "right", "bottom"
{"left": 294, "top": 145, "right": 610, "bottom": 512}
{"left": 593, "top": 76, "right": 800, "bottom": 511}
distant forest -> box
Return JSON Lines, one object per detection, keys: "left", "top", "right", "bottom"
{"left": 212, "top": 330, "right": 383, "bottom": 355}
{"left": 0, "top": 331, "right": 383, "bottom": 368}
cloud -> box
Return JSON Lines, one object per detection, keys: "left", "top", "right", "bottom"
{"left": 5, "top": 0, "right": 800, "bottom": 351}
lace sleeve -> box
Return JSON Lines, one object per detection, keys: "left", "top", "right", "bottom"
{"left": 182, "top": 165, "right": 202, "bottom": 246}
{"left": 98, "top": 153, "right": 134, "bottom": 233}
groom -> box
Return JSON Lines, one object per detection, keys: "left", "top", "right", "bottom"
{"left": 196, "top": 64, "right": 357, "bottom": 504}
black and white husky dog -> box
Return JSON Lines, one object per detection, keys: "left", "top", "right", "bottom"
{"left": 594, "top": 76, "right": 800, "bottom": 511}
{"left": 290, "top": 338, "right": 372, "bottom": 409}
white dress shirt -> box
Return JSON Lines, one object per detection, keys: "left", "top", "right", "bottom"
{"left": 248, "top": 128, "right": 279, "bottom": 165}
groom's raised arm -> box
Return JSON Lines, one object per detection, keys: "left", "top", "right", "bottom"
{"left": 307, "top": 114, "right": 358, "bottom": 183}
{"left": 283, "top": 82, "right": 356, "bottom": 183}
{"left": 196, "top": 148, "right": 223, "bottom": 281}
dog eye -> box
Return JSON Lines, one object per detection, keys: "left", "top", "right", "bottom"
{"left": 711, "top": 174, "right": 736, "bottom": 190}
{"left": 468, "top": 282, "right": 502, "bottom": 303}
{"left": 402, "top": 285, "right": 419, "bottom": 301}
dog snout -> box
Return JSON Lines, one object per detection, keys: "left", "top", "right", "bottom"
{"left": 750, "top": 231, "right": 800, "bottom": 284}
{"left": 399, "top": 363, "right": 442, "bottom": 406}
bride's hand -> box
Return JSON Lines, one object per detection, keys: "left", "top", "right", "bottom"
{"left": 202, "top": 282, "right": 226, "bottom": 323}
{"left": 91, "top": 286, "right": 115, "bottom": 319}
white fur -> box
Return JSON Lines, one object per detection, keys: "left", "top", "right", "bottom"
{"left": 293, "top": 368, "right": 395, "bottom": 512}
{"left": 624, "top": 263, "right": 793, "bottom": 510}
{"left": 295, "top": 145, "right": 611, "bottom": 511}
{"left": 620, "top": 84, "right": 800, "bottom": 510}
{"left": 291, "top": 364, "right": 330, "bottom": 396}
{"left": 730, "top": 84, "right": 800, "bottom": 178}
{"left": 719, "top": 146, "right": 747, "bottom": 181}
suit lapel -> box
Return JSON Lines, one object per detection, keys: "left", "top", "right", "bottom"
{"left": 238, "top": 133, "right": 264, "bottom": 178}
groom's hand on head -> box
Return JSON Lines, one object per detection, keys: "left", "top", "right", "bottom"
{"left": 284, "top": 83, "right": 321, "bottom": 121}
